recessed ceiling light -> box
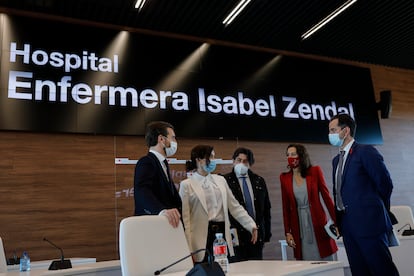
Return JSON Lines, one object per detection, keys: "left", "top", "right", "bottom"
{"left": 301, "top": 0, "right": 357, "bottom": 40}
{"left": 134, "top": 0, "right": 147, "bottom": 11}
{"left": 223, "top": 0, "right": 252, "bottom": 26}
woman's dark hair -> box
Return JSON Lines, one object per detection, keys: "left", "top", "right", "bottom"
{"left": 185, "top": 145, "right": 214, "bottom": 172}
{"left": 286, "top": 143, "right": 312, "bottom": 178}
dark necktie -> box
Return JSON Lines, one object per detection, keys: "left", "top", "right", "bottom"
{"left": 336, "top": 150, "right": 346, "bottom": 210}
{"left": 163, "top": 159, "right": 175, "bottom": 193}
{"left": 241, "top": 176, "right": 255, "bottom": 219}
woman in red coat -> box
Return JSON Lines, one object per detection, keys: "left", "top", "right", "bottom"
{"left": 280, "top": 143, "right": 338, "bottom": 260}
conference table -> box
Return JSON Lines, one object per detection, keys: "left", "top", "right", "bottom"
{"left": 0, "top": 260, "right": 120, "bottom": 276}
{"left": 164, "top": 260, "right": 345, "bottom": 276}
{"left": 1, "top": 259, "right": 344, "bottom": 276}
{"left": 1, "top": 258, "right": 120, "bottom": 276}
{"left": 6, "top": 258, "right": 97, "bottom": 272}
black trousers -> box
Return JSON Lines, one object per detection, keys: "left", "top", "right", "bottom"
{"left": 201, "top": 221, "right": 226, "bottom": 263}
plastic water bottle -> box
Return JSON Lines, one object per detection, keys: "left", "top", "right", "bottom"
{"left": 213, "top": 233, "right": 229, "bottom": 273}
{"left": 19, "top": 251, "right": 31, "bottom": 272}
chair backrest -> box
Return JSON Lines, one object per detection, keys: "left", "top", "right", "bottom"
{"left": 119, "top": 215, "right": 193, "bottom": 276}
{"left": 390, "top": 205, "right": 414, "bottom": 233}
{"left": 0, "top": 237, "right": 7, "bottom": 273}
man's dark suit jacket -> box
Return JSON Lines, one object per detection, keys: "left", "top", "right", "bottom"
{"left": 223, "top": 170, "right": 272, "bottom": 247}
{"left": 332, "top": 142, "right": 398, "bottom": 275}
{"left": 134, "top": 152, "right": 182, "bottom": 215}
{"left": 332, "top": 142, "right": 393, "bottom": 236}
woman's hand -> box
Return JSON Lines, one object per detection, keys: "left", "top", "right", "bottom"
{"left": 286, "top": 233, "right": 296, "bottom": 248}
{"left": 334, "top": 225, "right": 341, "bottom": 238}
{"left": 250, "top": 227, "right": 258, "bottom": 244}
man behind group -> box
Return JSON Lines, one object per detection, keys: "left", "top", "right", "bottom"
{"left": 133, "top": 121, "right": 182, "bottom": 228}
{"left": 223, "top": 147, "right": 272, "bottom": 262}
{"left": 328, "top": 113, "right": 399, "bottom": 276}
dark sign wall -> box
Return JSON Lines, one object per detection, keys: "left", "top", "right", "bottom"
{"left": 0, "top": 14, "right": 382, "bottom": 144}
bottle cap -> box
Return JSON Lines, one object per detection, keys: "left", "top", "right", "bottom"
{"left": 215, "top": 233, "right": 223, "bottom": 238}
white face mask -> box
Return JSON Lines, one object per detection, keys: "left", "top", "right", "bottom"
{"left": 234, "top": 163, "right": 248, "bottom": 176}
{"left": 165, "top": 141, "right": 178, "bottom": 157}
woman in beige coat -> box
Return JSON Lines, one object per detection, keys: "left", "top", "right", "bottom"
{"left": 179, "top": 144, "right": 258, "bottom": 263}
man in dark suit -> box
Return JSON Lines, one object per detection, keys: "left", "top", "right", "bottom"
{"left": 223, "top": 147, "right": 272, "bottom": 262}
{"left": 134, "top": 121, "right": 182, "bottom": 228}
{"left": 328, "top": 113, "right": 399, "bottom": 276}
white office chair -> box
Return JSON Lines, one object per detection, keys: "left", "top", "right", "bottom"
{"left": 0, "top": 237, "right": 7, "bottom": 273}
{"left": 390, "top": 205, "right": 414, "bottom": 234}
{"left": 119, "top": 215, "right": 193, "bottom": 276}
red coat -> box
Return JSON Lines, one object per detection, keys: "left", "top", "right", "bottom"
{"left": 280, "top": 166, "right": 338, "bottom": 260}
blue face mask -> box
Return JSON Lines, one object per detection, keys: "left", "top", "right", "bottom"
{"left": 328, "top": 133, "right": 344, "bottom": 147}
{"left": 203, "top": 159, "right": 217, "bottom": 173}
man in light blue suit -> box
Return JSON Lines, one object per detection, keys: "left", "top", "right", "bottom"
{"left": 328, "top": 113, "right": 399, "bottom": 276}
